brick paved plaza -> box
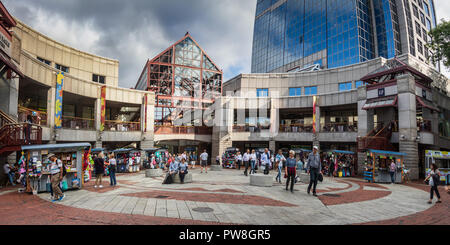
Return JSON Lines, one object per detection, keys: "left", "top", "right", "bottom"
{"left": 0, "top": 168, "right": 448, "bottom": 225}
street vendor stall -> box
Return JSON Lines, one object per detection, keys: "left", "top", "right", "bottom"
{"left": 425, "top": 150, "right": 450, "bottom": 185}
{"left": 22, "top": 143, "right": 90, "bottom": 194}
{"left": 327, "top": 150, "right": 356, "bottom": 177}
{"left": 142, "top": 148, "right": 168, "bottom": 169}
{"left": 222, "top": 147, "right": 239, "bottom": 168}
{"left": 113, "top": 148, "right": 141, "bottom": 173}
{"left": 364, "top": 149, "right": 405, "bottom": 183}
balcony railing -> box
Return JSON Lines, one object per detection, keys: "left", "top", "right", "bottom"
{"left": 18, "top": 106, "right": 47, "bottom": 126}
{"left": 232, "top": 125, "right": 271, "bottom": 133}
{"left": 0, "top": 123, "right": 42, "bottom": 147}
{"left": 62, "top": 116, "right": 95, "bottom": 130}
{"left": 155, "top": 126, "right": 212, "bottom": 135}
{"left": 322, "top": 123, "right": 357, "bottom": 133}
{"left": 279, "top": 124, "right": 313, "bottom": 133}
{"left": 105, "top": 120, "right": 140, "bottom": 132}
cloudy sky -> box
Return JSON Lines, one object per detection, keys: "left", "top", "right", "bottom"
{"left": 3, "top": 0, "right": 450, "bottom": 88}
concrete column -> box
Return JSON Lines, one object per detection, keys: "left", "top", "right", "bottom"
{"left": 269, "top": 140, "right": 276, "bottom": 153}
{"left": 0, "top": 76, "right": 19, "bottom": 120}
{"left": 94, "top": 98, "right": 101, "bottom": 131}
{"left": 431, "top": 111, "right": 439, "bottom": 145}
{"left": 94, "top": 141, "right": 102, "bottom": 149}
{"left": 270, "top": 98, "right": 279, "bottom": 137}
{"left": 397, "top": 73, "right": 419, "bottom": 180}
{"left": 47, "top": 87, "right": 56, "bottom": 143}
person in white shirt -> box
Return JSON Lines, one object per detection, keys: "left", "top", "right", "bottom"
{"left": 48, "top": 154, "right": 64, "bottom": 202}
{"left": 3, "top": 163, "right": 15, "bottom": 186}
{"left": 235, "top": 152, "right": 243, "bottom": 170}
{"left": 200, "top": 149, "right": 208, "bottom": 173}
{"left": 249, "top": 149, "right": 257, "bottom": 175}
{"left": 261, "top": 148, "right": 271, "bottom": 175}
{"left": 243, "top": 149, "right": 250, "bottom": 176}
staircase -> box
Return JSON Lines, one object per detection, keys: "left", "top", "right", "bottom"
{"left": 358, "top": 121, "right": 396, "bottom": 152}
{"left": 0, "top": 109, "right": 42, "bottom": 156}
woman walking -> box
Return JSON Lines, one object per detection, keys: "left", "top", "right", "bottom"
{"left": 275, "top": 150, "right": 286, "bottom": 184}
{"left": 179, "top": 158, "right": 189, "bottom": 184}
{"left": 108, "top": 153, "right": 117, "bottom": 186}
{"left": 94, "top": 152, "right": 105, "bottom": 188}
{"left": 425, "top": 163, "right": 442, "bottom": 204}
{"left": 285, "top": 150, "right": 297, "bottom": 193}
{"left": 250, "top": 149, "right": 257, "bottom": 175}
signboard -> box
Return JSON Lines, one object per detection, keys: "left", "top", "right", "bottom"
{"left": 55, "top": 72, "right": 64, "bottom": 129}
{"left": 425, "top": 150, "right": 450, "bottom": 159}
{"left": 100, "top": 86, "right": 106, "bottom": 131}
{"left": 0, "top": 27, "right": 11, "bottom": 57}
{"left": 312, "top": 96, "right": 317, "bottom": 133}
{"left": 378, "top": 88, "right": 385, "bottom": 97}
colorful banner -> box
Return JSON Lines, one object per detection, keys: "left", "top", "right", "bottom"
{"left": 100, "top": 86, "right": 106, "bottom": 131}
{"left": 144, "top": 94, "right": 148, "bottom": 132}
{"left": 55, "top": 72, "right": 64, "bottom": 128}
{"left": 312, "top": 96, "right": 317, "bottom": 133}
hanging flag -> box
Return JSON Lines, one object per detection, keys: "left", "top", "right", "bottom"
{"left": 100, "top": 86, "right": 106, "bottom": 131}
{"left": 312, "top": 95, "right": 317, "bottom": 133}
{"left": 144, "top": 94, "right": 148, "bottom": 132}
{"left": 55, "top": 72, "right": 64, "bottom": 128}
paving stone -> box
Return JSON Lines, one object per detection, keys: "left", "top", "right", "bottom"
{"left": 132, "top": 198, "right": 147, "bottom": 215}
{"left": 143, "top": 199, "right": 156, "bottom": 216}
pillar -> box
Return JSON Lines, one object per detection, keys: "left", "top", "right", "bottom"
{"left": 212, "top": 97, "right": 233, "bottom": 160}
{"left": 47, "top": 87, "right": 56, "bottom": 143}
{"left": 397, "top": 73, "right": 419, "bottom": 180}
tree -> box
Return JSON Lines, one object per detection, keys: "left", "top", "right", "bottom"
{"left": 427, "top": 19, "right": 450, "bottom": 69}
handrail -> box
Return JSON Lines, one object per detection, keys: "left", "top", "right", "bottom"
{"left": 0, "top": 109, "right": 17, "bottom": 126}
{"left": 0, "top": 123, "right": 42, "bottom": 147}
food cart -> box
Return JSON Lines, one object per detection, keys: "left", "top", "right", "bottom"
{"left": 327, "top": 150, "right": 356, "bottom": 177}
{"left": 425, "top": 150, "right": 450, "bottom": 185}
{"left": 22, "top": 143, "right": 90, "bottom": 194}
{"left": 113, "top": 148, "right": 141, "bottom": 173}
{"left": 364, "top": 149, "right": 405, "bottom": 183}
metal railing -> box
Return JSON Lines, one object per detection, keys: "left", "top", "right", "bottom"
{"left": 232, "top": 125, "right": 270, "bottom": 133}
{"left": 0, "top": 109, "right": 17, "bottom": 128}
{"left": 322, "top": 123, "right": 357, "bottom": 132}
{"left": 279, "top": 124, "right": 313, "bottom": 133}
{"left": 105, "top": 120, "right": 141, "bottom": 132}
{"left": 0, "top": 123, "right": 42, "bottom": 147}
{"left": 357, "top": 136, "right": 395, "bottom": 152}
{"left": 18, "top": 106, "right": 47, "bottom": 126}
{"left": 62, "top": 116, "right": 95, "bottom": 130}
{"left": 155, "top": 126, "right": 212, "bottom": 135}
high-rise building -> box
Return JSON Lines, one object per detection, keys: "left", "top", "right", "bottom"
{"left": 251, "top": 0, "right": 438, "bottom": 73}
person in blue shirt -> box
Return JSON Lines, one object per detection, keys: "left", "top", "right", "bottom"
{"left": 261, "top": 148, "right": 271, "bottom": 175}
{"left": 285, "top": 150, "right": 297, "bottom": 193}
{"left": 275, "top": 150, "right": 286, "bottom": 184}
{"left": 178, "top": 158, "right": 189, "bottom": 184}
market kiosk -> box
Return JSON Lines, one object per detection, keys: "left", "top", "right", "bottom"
{"left": 327, "top": 150, "right": 356, "bottom": 177}
{"left": 113, "top": 148, "right": 141, "bottom": 173}
{"left": 21, "top": 143, "right": 91, "bottom": 194}
{"left": 425, "top": 150, "right": 450, "bottom": 185}
{"left": 364, "top": 149, "right": 405, "bottom": 183}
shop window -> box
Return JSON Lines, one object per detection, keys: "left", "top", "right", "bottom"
{"left": 37, "top": 57, "right": 51, "bottom": 66}
{"left": 55, "top": 63, "right": 69, "bottom": 73}
{"left": 92, "top": 74, "right": 106, "bottom": 84}
{"left": 355, "top": 81, "right": 367, "bottom": 88}
{"left": 339, "top": 82, "right": 352, "bottom": 91}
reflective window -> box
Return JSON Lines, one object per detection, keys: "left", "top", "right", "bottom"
{"left": 173, "top": 67, "right": 201, "bottom": 97}
{"left": 267, "top": 3, "right": 287, "bottom": 72}
{"left": 202, "top": 71, "right": 222, "bottom": 99}
{"left": 304, "top": 0, "right": 327, "bottom": 57}
{"left": 251, "top": 12, "right": 270, "bottom": 73}
{"left": 284, "top": 0, "right": 304, "bottom": 65}
{"left": 426, "top": 18, "right": 431, "bottom": 31}
{"left": 37, "top": 57, "right": 51, "bottom": 66}
{"left": 257, "top": 88, "right": 269, "bottom": 97}
{"left": 373, "top": 0, "right": 402, "bottom": 59}
{"left": 355, "top": 81, "right": 366, "bottom": 88}
{"left": 175, "top": 37, "right": 202, "bottom": 68}
{"left": 423, "top": 2, "right": 430, "bottom": 15}
{"left": 289, "top": 87, "right": 302, "bottom": 96}
{"left": 304, "top": 86, "right": 317, "bottom": 95}
{"left": 339, "top": 82, "right": 353, "bottom": 91}
{"left": 256, "top": 0, "right": 272, "bottom": 16}
{"left": 428, "top": 0, "right": 437, "bottom": 28}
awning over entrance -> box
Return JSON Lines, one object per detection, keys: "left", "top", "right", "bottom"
{"left": 416, "top": 96, "right": 440, "bottom": 112}
{"left": 0, "top": 51, "right": 23, "bottom": 77}
{"left": 362, "top": 96, "right": 397, "bottom": 110}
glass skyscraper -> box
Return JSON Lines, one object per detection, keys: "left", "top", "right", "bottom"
{"left": 251, "top": 0, "right": 438, "bottom": 73}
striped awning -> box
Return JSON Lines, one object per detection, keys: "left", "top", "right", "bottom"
{"left": 362, "top": 96, "right": 397, "bottom": 110}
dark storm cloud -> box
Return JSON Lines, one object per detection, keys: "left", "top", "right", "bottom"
{"left": 3, "top": 0, "right": 256, "bottom": 88}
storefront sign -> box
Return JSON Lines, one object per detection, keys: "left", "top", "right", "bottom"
{"left": 100, "top": 86, "right": 106, "bottom": 131}
{"left": 55, "top": 72, "right": 64, "bottom": 129}
{"left": 425, "top": 150, "right": 450, "bottom": 159}
{"left": 378, "top": 88, "right": 385, "bottom": 97}
{"left": 0, "top": 27, "right": 11, "bottom": 57}
{"left": 312, "top": 96, "right": 317, "bottom": 133}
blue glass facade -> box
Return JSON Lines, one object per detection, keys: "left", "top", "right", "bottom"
{"left": 251, "top": 0, "right": 429, "bottom": 73}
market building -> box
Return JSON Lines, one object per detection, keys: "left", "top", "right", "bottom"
{"left": 0, "top": 13, "right": 156, "bottom": 182}
{"left": 134, "top": 33, "right": 223, "bottom": 155}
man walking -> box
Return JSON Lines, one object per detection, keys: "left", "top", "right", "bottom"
{"left": 243, "top": 149, "right": 250, "bottom": 176}
{"left": 200, "top": 149, "right": 208, "bottom": 174}
{"left": 235, "top": 151, "right": 243, "bottom": 170}
{"left": 307, "top": 146, "right": 322, "bottom": 197}
{"left": 48, "top": 153, "right": 64, "bottom": 202}
{"left": 261, "top": 148, "right": 271, "bottom": 175}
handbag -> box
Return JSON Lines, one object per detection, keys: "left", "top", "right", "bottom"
{"left": 318, "top": 173, "right": 324, "bottom": 182}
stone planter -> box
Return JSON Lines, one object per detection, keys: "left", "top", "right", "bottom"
{"left": 250, "top": 174, "right": 273, "bottom": 187}
{"left": 173, "top": 173, "right": 193, "bottom": 183}
{"left": 145, "top": 169, "right": 163, "bottom": 177}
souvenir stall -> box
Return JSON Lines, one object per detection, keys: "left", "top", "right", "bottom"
{"left": 21, "top": 143, "right": 91, "bottom": 194}
{"left": 82, "top": 147, "right": 94, "bottom": 183}
{"left": 364, "top": 149, "right": 405, "bottom": 183}
{"left": 113, "top": 149, "right": 141, "bottom": 173}
{"left": 143, "top": 148, "right": 168, "bottom": 169}
{"left": 327, "top": 150, "right": 356, "bottom": 177}
{"left": 425, "top": 150, "right": 450, "bottom": 185}
{"left": 222, "top": 147, "right": 238, "bottom": 168}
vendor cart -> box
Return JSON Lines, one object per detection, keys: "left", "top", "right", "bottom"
{"left": 22, "top": 143, "right": 90, "bottom": 194}
{"left": 113, "top": 148, "right": 141, "bottom": 173}
{"left": 364, "top": 149, "right": 405, "bottom": 183}
{"left": 425, "top": 150, "right": 450, "bottom": 185}
{"left": 327, "top": 150, "right": 356, "bottom": 177}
